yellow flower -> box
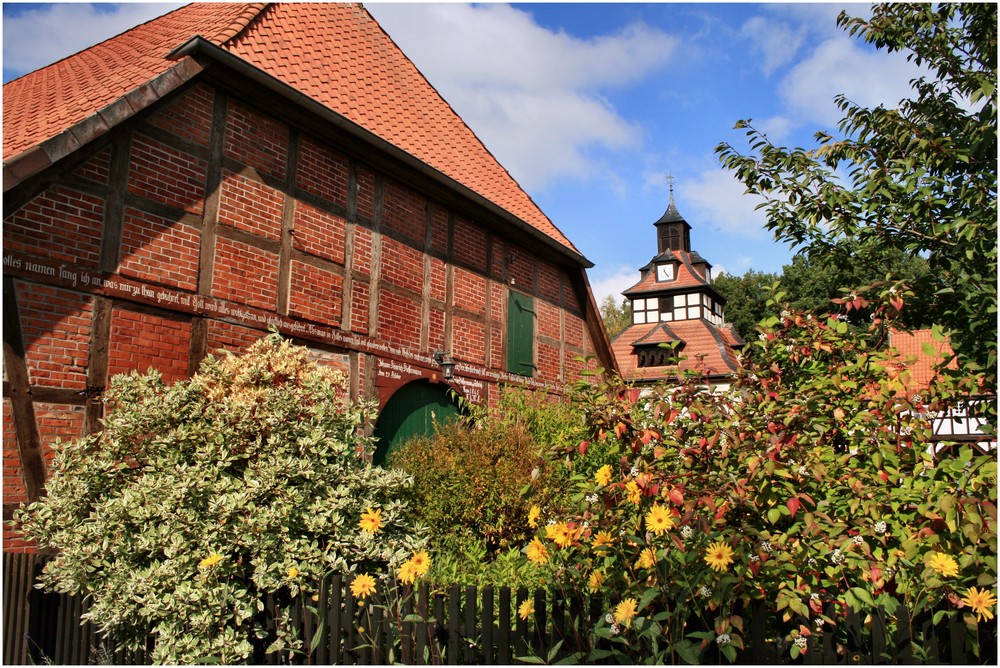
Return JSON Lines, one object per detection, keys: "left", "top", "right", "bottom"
{"left": 545, "top": 522, "right": 575, "bottom": 548}
{"left": 350, "top": 573, "right": 376, "bottom": 599}
{"left": 592, "top": 531, "right": 615, "bottom": 549}
{"left": 613, "top": 598, "right": 638, "bottom": 627}
{"left": 287, "top": 566, "right": 299, "bottom": 579}
{"left": 198, "top": 553, "right": 223, "bottom": 570}
{"left": 962, "top": 587, "right": 997, "bottom": 622}
{"left": 359, "top": 507, "right": 382, "bottom": 534}
{"left": 518, "top": 599, "right": 534, "bottom": 620}
{"left": 409, "top": 550, "right": 431, "bottom": 576}
{"left": 704, "top": 540, "right": 735, "bottom": 572}
{"left": 595, "top": 465, "right": 612, "bottom": 487}
{"left": 635, "top": 547, "right": 656, "bottom": 570}
{"left": 588, "top": 570, "right": 604, "bottom": 592}
{"left": 927, "top": 552, "right": 959, "bottom": 578}
{"left": 528, "top": 505, "right": 540, "bottom": 528}
{"left": 625, "top": 480, "right": 642, "bottom": 504}
{"left": 645, "top": 504, "right": 674, "bottom": 535}
{"left": 399, "top": 560, "right": 419, "bottom": 584}
{"left": 526, "top": 538, "right": 549, "bottom": 565}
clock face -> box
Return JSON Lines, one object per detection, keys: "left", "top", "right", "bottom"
{"left": 656, "top": 263, "right": 674, "bottom": 281}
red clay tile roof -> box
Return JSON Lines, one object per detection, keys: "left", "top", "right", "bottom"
{"left": 888, "top": 328, "right": 958, "bottom": 391}
{"left": 612, "top": 319, "right": 742, "bottom": 383}
{"left": 623, "top": 250, "right": 713, "bottom": 297}
{"left": 3, "top": 2, "right": 580, "bottom": 258}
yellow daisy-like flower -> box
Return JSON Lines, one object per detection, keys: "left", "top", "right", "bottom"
{"left": 588, "top": 570, "right": 605, "bottom": 592}
{"left": 518, "top": 599, "right": 534, "bottom": 620}
{"left": 527, "top": 505, "right": 541, "bottom": 528}
{"left": 592, "top": 531, "right": 615, "bottom": 549}
{"left": 359, "top": 507, "right": 382, "bottom": 534}
{"left": 704, "top": 540, "right": 735, "bottom": 572}
{"left": 613, "top": 598, "right": 638, "bottom": 628}
{"left": 350, "top": 573, "right": 377, "bottom": 600}
{"left": 198, "top": 553, "right": 223, "bottom": 570}
{"left": 927, "top": 552, "right": 959, "bottom": 578}
{"left": 635, "top": 547, "right": 656, "bottom": 570}
{"left": 287, "top": 566, "right": 299, "bottom": 579}
{"left": 645, "top": 504, "right": 674, "bottom": 535}
{"left": 595, "top": 465, "right": 613, "bottom": 487}
{"left": 409, "top": 550, "right": 431, "bottom": 576}
{"left": 526, "top": 538, "right": 550, "bottom": 565}
{"left": 625, "top": 480, "right": 642, "bottom": 504}
{"left": 545, "top": 522, "right": 575, "bottom": 548}
{"left": 399, "top": 560, "right": 419, "bottom": 585}
{"left": 962, "top": 587, "right": 997, "bottom": 622}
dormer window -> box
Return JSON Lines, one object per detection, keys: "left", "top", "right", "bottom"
{"left": 655, "top": 263, "right": 675, "bottom": 282}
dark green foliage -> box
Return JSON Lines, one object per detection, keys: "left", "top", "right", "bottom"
{"left": 718, "top": 3, "right": 997, "bottom": 387}
{"left": 712, "top": 268, "right": 779, "bottom": 342}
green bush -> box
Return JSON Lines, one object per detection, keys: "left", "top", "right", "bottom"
{"left": 388, "top": 386, "right": 587, "bottom": 573}
{"left": 14, "top": 335, "right": 426, "bottom": 664}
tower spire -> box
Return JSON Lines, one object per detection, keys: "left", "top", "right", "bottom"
{"left": 666, "top": 173, "right": 676, "bottom": 208}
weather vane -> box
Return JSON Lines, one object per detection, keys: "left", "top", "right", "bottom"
{"left": 665, "top": 173, "right": 675, "bottom": 193}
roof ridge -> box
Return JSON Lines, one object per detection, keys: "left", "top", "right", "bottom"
{"left": 212, "top": 3, "right": 271, "bottom": 46}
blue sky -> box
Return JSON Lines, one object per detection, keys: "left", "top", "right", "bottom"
{"left": 2, "top": 2, "right": 924, "bottom": 304}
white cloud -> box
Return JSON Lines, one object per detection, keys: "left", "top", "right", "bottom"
{"left": 685, "top": 169, "right": 769, "bottom": 238}
{"left": 739, "top": 16, "right": 806, "bottom": 76}
{"left": 778, "top": 36, "right": 922, "bottom": 128}
{"left": 367, "top": 3, "right": 677, "bottom": 191}
{"left": 3, "top": 3, "right": 182, "bottom": 78}
{"left": 590, "top": 264, "right": 640, "bottom": 307}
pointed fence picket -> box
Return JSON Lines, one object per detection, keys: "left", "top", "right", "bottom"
{"left": 3, "top": 554, "right": 996, "bottom": 665}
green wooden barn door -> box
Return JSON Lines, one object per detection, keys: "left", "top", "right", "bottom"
{"left": 373, "top": 380, "right": 460, "bottom": 466}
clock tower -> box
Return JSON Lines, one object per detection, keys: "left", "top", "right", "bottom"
{"left": 611, "top": 184, "right": 744, "bottom": 385}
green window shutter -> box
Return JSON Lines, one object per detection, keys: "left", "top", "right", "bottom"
{"left": 507, "top": 290, "right": 535, "bottom": 377}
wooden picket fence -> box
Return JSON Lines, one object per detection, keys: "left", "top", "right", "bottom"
{"left": 4, "top": 552, "right": 997, "bottom": 665}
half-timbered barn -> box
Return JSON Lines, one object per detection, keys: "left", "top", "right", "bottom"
{"left": 2, "top": 3, "right": 616, "bottom": 551}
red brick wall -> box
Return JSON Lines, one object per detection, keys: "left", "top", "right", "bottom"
{"left": 146, "top": 83, "right": 214, "bottom": 148}
{"left": 297, "top": 135, "right": 349, "bottom": 207}
{"left": 207, "top": 319, "right": 262, "bottom": 355}
{"left": 289, "top": 261, "right": 342, "bottom": 325}
{"left": 16, "top": 282, "right": 93, "bottom": 390}
{"left": 219, "top": 171, "right": 284, "bottom": 240}
{"left": 212, "top": 237, "right": 279, "bottom": 310}
{"left": 378, "top": 289, "right": 421, "bottom": 347}
{"left": 381, "top": 237, "right": 424, "bottom": 295}
{"left": 2, "top": 81, "right": 607, "bottom": 553}
{"left": 224, "top": 98, "right": 289, "bottom": 180}
{"left": 293, "top": 201, "right": 347, "bottom": 265}
{"left": 119, "top": 207, "right": 199, "bottom": 291}
{"left": 128, "top": 133, "right": 206, "bottom": 215}
{"left": 72, "top": 147, "right": 111, "bottom": 184}
{"left": 107, "top": 308, "right": 191, "bottom": 383}
{"left": 3, "top": 185, "right": 104, "bottom": 268}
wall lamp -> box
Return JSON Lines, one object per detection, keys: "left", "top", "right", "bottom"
{"left": 433, "top": 350, "right": 455, "bottom": 380}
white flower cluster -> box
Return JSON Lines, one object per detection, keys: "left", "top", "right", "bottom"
{"left": 749, "top": 554, "right": 760, "bottom": 563}
{"left": 680, "top": 525, "right": 693, "bottom": 539}
{"left": 609, "top": 623, "right": 620, "bottom": 636}
{"left": 831, "top": 549, "right": 845, "bottom": 565}
{"left": 586, "top": 493, "right": 599, "bottom": 504}
{"left": 760, "top": 541, "right": 773, "bottom": 553}
{"left": 794, "top": 636, "right": 808, "bottom": 649}
{"left": 699, "top": 585, "right": 712, "bottom": 598}
{"left": 605, "top": 613, "right": 614, "bottom": 624}
{"left": 716, "top": 633, "right": 731, "bottom": 646}
{"left": 852, "top": 535, "right": 865, "bottom": 546}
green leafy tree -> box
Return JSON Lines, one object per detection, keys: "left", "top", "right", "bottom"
{"left": 713, "top": 268, "right": 779, "bottom": 342}
{"left": 14, "top": 336, "right": 426, "bottom": 664}
{"left": 600, "top": 294, "right": 632, "bottom": 340}
{"left": 717, "top": 3, "right": 997, "bottom": 385}
{"left": 523, "top": 293, "right": 996, "bottom": 663}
